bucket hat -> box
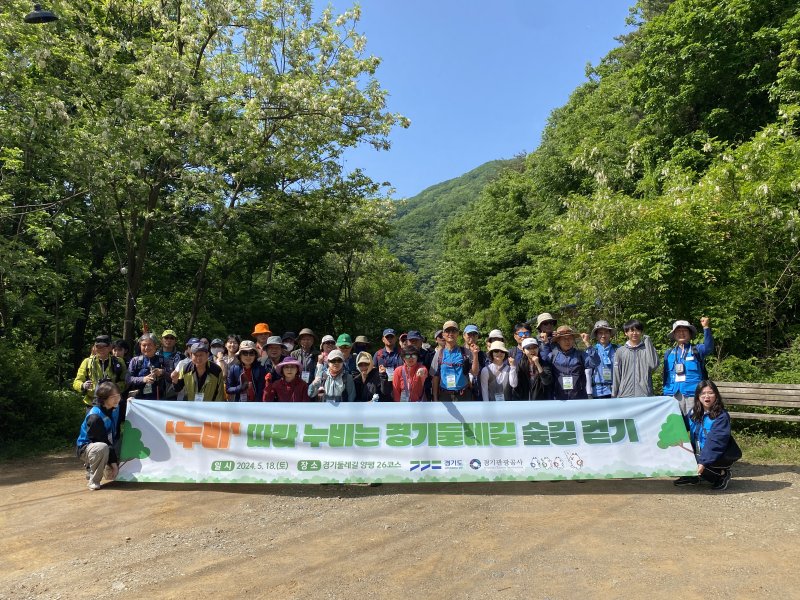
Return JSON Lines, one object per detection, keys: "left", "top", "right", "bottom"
{"left": 236, "top": 340, "right": 258, "bottom": 357}
{"left": 669, "top": 320, "right": 697, "bottom": 339}
{"left": 251, "top": 322, "right": 272, "bottom": 336}
{"left": 535, "top": 313, "right": 557, "bottom": 330}
{"left": 591, "top": 320, "right": 616, "bottom": 339}
{"left": 488, "top": 341, "right": 509, "bottom": 354}
{"left": 551, "top": 325, "right": 579, "bottom": 340}
{"left": 275, "top": 357, "right": 302, "bottom": 373}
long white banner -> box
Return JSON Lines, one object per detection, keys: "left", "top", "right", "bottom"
{"left": 117, "top": 397, "right": 697, "bottom": 484}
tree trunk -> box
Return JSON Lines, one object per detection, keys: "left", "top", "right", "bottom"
{"left": 122, "top": 184, "right": 162, "bottom": 345}
{"left": 186, "top": 248, "right": 213, "bottom": 337}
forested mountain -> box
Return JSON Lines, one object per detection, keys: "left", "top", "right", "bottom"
{"left": 432, "top": 0, "right": 800, "bottom": 363}
{"left": 389, "top": 159, "right": 517, "bottom": 290}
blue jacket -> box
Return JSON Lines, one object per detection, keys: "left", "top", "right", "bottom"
{"left": 540, "top": 344, "right": 601, "bottom": 400}
{"left": 76, "top": 404, "right": 121, "bottom": 462}
{"left": 688, "top": 409, "right": 731, "bottom": 466}
{"left": 126, "top": 354, "right": 167, "bottom": 399}
{"left": 227, "top": 361, "right": 267, "bottom": 402}
{"left": 590, "top": 343, "right": 618, "bottom": 397}
{"left": 662, "top": 328, "right": 714, "bottom": 397}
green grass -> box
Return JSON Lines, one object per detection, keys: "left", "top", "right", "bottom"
{"left": 736, "top": 430, "right": 800, "bottom": 464}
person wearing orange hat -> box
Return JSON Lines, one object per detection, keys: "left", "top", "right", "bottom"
{"left": 251, "top": 322, "right": 272, "bottom": 357}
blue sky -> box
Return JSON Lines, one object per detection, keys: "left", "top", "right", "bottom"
{"left": 325, "top": 0, "right": 636, "bottom": 199}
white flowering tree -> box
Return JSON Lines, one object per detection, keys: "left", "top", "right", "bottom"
{"left": 1, "top": 0, "right": 408, "bottom": 344}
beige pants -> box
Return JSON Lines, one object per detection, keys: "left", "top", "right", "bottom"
{"left": 80, "top": 442, "right": 109, "bottom": 485}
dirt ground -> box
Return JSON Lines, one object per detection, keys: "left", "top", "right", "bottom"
{"left": 0, "top": 453, "right": 798, "bottom": 600}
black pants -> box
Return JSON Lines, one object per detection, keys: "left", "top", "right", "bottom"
{"left": 438, "top": 388, "right": 473, "bottom": 402}
{"left": 699, "top": 459, "right": 733, "bottom": 485}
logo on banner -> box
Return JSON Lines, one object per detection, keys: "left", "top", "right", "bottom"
{"left": 409, "top": 460, "right": 442, "bottom": 471}
{"left": 469, "top": 459, "right": 482, "bottom": 470}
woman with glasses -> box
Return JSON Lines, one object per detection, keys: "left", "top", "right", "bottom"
{"left": 386, "top": 345, "right": 428, "bottom": 402}
{"left": 309, "top": 349, "right": 355, "bottom": 402}
{"left": 226, "top": 340, "right": 266, "bottom": 401}
{"left": 76, "top": 381, "right": 122, "bottom": 490}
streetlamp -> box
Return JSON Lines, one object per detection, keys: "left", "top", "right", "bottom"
{"left": 24, "top": 3, "right": 58, "bottom": 24}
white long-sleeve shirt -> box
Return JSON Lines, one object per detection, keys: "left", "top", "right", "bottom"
{"left": 480, "top": 362, "right": 518, "bottom": 401}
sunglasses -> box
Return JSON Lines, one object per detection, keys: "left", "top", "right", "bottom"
{"left": 329, "top": 358, "right": 344, "bottom": 364}
{"left": 516, "top": 331, "right": 531, "bottom": 337}
{"left": 403, "top": 354, "right": 417, "bottom": 359}
{"left": 444, "top": 328, "right": 458, "bottom": 333}
{"left": 240, "top": 351, "right": 256, "bottom": 356}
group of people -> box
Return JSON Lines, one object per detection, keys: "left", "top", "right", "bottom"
{"left": 75, "top": 314, "right": 736, "bottom": 491}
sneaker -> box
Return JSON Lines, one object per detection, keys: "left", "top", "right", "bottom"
{"left": 674, "top": 476, "right": 701, "bottom": 487}
{"left": 712, "top": 470, "right": 731, "bottom": 491}
{"left": 87, "top": 482, "right": 102, "bottom": 491}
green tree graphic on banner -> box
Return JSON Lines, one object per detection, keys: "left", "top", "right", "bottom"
{"left": 120, "top": 421, "right": 151, "bottom": 462}
{"left": 656, "top": 414, "right": 693, "bottom": 453}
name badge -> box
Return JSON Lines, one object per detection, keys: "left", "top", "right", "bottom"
{"left": 675, "top": 375, "right": 686, "bottom": 383}
{"left": 561, "top": 376, "right": 574, "bottom": 391}
{"left": 675, "top": 363, "right": 685, "bottom": 375}
{"left": 686, "top": 354, "right": 695, "bottom": 361}
{"left": 602, "top": 367, "right": 612, "bottom": 382}
{"left": 301, "top": 371, "right": 310, "bottom": 383}
{"left": 143, "top": 383, "right": 153, "bottom": 395}
{"left": 386, "top": 367, "right": 395, "bottom": 380}
{"left": 494, "top": 392, "right": 505, "bottom": 402}
{"left": 445, "top": 373, "right": 457, "bottom": 389}
{"left": 194, "top": 392, "right": 205, "bottom": 402}
{"left": 400, "top": 390, "right": 410, "bottom": 402}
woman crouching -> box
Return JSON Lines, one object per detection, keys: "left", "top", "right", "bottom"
{"left": 76, "top": 381, "right": 122, "bottom": 490}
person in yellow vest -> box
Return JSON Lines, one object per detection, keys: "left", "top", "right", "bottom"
{"left": 72, "top": 335, "right": 127, "bottom": 410}
{"left": 172, "top": 342, "right": 226, "bottom": 401}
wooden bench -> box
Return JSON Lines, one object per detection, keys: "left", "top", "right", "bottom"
{"left": 714, "top": 382, "right": 800, "bottom": 422}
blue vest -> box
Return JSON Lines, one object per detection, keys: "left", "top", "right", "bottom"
{"left": 76, "top": 405, "right": 120, "bottom": 448}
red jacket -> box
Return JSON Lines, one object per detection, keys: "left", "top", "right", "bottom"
{"left": 263, "top": 375, "right": 311, "bottom": 402}
{"left": 392, "top": 364, "right": 428, "bottom": 402}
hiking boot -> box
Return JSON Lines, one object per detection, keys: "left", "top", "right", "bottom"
{"left": 712, "top": 470, "right": 731, "bottom": 491}
{"left": 674, "top": 476, "right": 701, "bottom": 487}
{"left": 87, "top": 482, "right": 102, "bottom": 491}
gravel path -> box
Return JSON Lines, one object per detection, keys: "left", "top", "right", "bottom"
{"left": 1, "top": 454, "right": 798, "bottom": 599}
